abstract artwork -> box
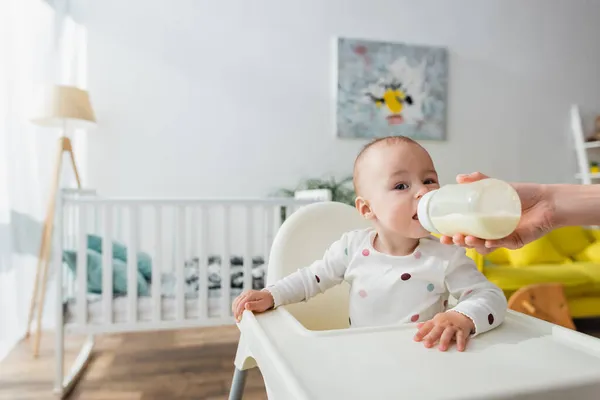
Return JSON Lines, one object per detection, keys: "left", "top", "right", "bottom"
{"left": 335, "top": 37, "right": 448, "bottom": 140}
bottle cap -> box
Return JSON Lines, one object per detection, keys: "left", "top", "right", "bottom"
{"left": 417, "top": 190, "right": 439, "bottom": 234}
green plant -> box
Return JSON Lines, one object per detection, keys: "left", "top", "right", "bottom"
{"left": 274, "top": 175, "right": 356, "bottom": 206}
{"left": 272, "top": 175, "right": 356, "bottom": 223}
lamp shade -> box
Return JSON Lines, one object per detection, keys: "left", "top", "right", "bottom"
{"left": 30, "top": 84, "right": 96, "bottom": 129}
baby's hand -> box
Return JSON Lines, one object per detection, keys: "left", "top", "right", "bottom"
{"left": 413, "top": 311, "right": 475, "bottom": 352}
{"left": 232, "top": 289, "right": 274, "bottom": 322}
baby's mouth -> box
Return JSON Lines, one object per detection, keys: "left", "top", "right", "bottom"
{"left": 412, "top": 213, "right": 418, "bottom": 221}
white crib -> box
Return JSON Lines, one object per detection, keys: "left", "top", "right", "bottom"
{"left": 52, "top": 188, "right": 318, "bottom": 398}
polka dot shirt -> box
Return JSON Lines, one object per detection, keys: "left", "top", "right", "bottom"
{"left": 266, "top": 228, "right": 507, "bottom": 336}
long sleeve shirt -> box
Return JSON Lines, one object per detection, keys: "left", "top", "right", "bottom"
{"left": 265, "top": 228, "right": 507, "bottom": 335}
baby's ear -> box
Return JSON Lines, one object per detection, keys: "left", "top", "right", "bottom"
{"left": 355, "top": 197, "right": 374, "bottom": 219}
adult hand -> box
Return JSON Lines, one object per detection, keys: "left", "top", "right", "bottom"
{"left": 438, "top": 172, "right": 556, "bottom": 253}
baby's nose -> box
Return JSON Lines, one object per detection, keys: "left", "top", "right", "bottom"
{"left": 415, "top": 187, "right": 428, "bottom": 199}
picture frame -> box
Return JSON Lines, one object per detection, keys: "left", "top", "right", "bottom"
{"left": 334, "top": 37, "right": 448, "bottom": 141}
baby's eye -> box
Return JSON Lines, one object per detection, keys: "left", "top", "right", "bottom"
{"left": 424, "top": 179, "right": 437, "bottom": 185}
{"left": 394, "top": 183, "right": 409, "bottom": 190}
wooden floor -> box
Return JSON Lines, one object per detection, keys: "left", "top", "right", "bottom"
{"left": 0, "top": 326, "right": 267, "bottom": 400}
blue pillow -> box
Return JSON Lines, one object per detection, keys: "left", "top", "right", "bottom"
{"left": 62, "top": 249, "right": 150, "bottom": 296}
{"left": 86, "top": 234, "right": 153, "bottom": 282}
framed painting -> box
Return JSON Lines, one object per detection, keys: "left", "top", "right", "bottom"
{"left": 335, "top": 37, "right": 448, "bottom": 140}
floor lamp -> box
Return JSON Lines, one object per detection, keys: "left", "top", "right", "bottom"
{"left": 27, "top": 84, "right": 96, "bottom": 357}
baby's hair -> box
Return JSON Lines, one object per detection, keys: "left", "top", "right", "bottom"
{"left": 352, "top": 135, "right": 422, "bottom": 195}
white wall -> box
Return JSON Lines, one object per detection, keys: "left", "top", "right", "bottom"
{"left": 73, "top": 0, "right": 600, "bottom": 198}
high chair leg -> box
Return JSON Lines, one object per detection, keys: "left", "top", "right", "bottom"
{"left": 228, "top": 368, "right": 248, "bottom": 400}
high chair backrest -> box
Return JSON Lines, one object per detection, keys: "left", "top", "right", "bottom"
{"left": 267, "top": 201, "right": 371, "bottom": 331}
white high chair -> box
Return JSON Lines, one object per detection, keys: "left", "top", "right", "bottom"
{"left": 229, "top": 201, "right": 600, "bottom": 400}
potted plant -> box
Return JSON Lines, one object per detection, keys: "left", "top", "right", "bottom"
{"left": 272, "top": 175, "right": 356, "bottom": 221}
{"left": 274, "top": 175, "right": 355, "bottom": 205}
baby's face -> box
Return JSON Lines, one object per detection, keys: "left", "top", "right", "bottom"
{"left": 357, "top": 142, "right": 440, "bottom": 238}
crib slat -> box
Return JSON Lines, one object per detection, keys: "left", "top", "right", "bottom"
{"left": 56, "top": 196, "right": 316, "bottom": 327}
{"left": 221, "top": 205, "right": 231, "bottom": 318}
{"left": 263, "top": 205, "right": 274, "bottom": 272}
{"left": 92, "top": 205, "right": 98, "bottom": 236}
{"left": 272, "top": 205, "right": 283, "bottom": 242}
{"left": 243, "top": 206, "right": 253, "bottom": 291}
{"left": 116, "top": 206, "right": 123, "bottom": 242}
{"left": 54, "top": 191, "right": 64, "bottom": 388}
{"left": 77, "top": 205, "right": 87, "bottom": 325}
{"left": 198, "top": 206, "right": 208, "bottom": 320}
{"left": 127, "top": 206, "right": 138, "bottom": 322}
{"left": 102, "top": 205, "right": 113, "bottom": 324}
{"left": 61, "top": 204, "right": 69, "bottom": 297}
{"left": 176, "top": 206, "right": 185, "bottom": 321}
{"left": 264, "top": 206, "right": 273, "bottom": 257}
{"left": 71, "top": 204, "right": 77, "bottom": 298}
{"left": 153, "top": 205, "right": 162, "bottom": 321}
{"left": 67, "top": 203, "right": 75, "bottom": 299}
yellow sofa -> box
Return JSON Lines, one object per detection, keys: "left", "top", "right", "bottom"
{"left": 465, "top": 226, "right": 600, "bottom": 319}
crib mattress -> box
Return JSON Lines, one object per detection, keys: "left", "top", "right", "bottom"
{"left": 63, "top": 256, "right": 264, "bottom": 325}
{"left": 64, "top": 288, "right": 242, "bottom": 325}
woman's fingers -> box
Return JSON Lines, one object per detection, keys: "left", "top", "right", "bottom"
{"left": 439, "top": 236, "right": 453, "bottom": 245}
{"left": 456, "top": 172, "right": 490, "bottom": 184}
{"left": 439, "top": 233, "right": 495, "bottom": 255}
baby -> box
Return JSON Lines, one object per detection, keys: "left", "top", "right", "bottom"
{"left": 232, "top": 136, "right": 507, "bottom": 352}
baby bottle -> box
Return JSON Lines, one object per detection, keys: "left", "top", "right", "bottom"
{"left": 417, "top": 178, "right": 521, "bottom": 240}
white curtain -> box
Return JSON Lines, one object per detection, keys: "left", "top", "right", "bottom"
{"left": 0, "top": 0, "right": 87, "bottom": 361}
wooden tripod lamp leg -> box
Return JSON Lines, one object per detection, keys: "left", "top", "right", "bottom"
{"left": 26, "top": 220, "right": 50, "bottom": 338}
{"left": 28, "top": 137, "right": 82, "bottom": 357}
{"left": 64, "top": 136, "right": 82, "bottom": 189}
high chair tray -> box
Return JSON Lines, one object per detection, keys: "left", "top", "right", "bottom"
{"left": 237, "top": 308, "right": 600, "bottom": 400}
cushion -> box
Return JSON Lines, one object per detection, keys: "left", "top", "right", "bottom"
{"left": 465, "top": 247, "right": 479, "bottom": 261}
{"left": 569, "top": 262, "right": 600, "bottom": 296}
{"left": 483, "top": 248, "right": 510, "bottom": 265}
{"left": 482, "top": 263, "right": 594, "bottom": 296}
{"left": 87, "top": 234, "right": 153, "bottom": 282}
{"left": 63, "top": 249, "right": 150, "bottom": 296}
{"left": 584, "top": 228, "right": 600, "bottom": 242}
{"left": 568, "top": 296, "right": 600, "bottom": 319}
{"left": 574, "top": 241, "right": 600, "bottom": 262}
{"left": 547, "top": 226, "right": 593, "bottom": 257}
{"left": 506, "top": 235, "right": 570, "bottom": 266}
{"left": 464, "top": 248, "right": 484, "bottom": 271}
